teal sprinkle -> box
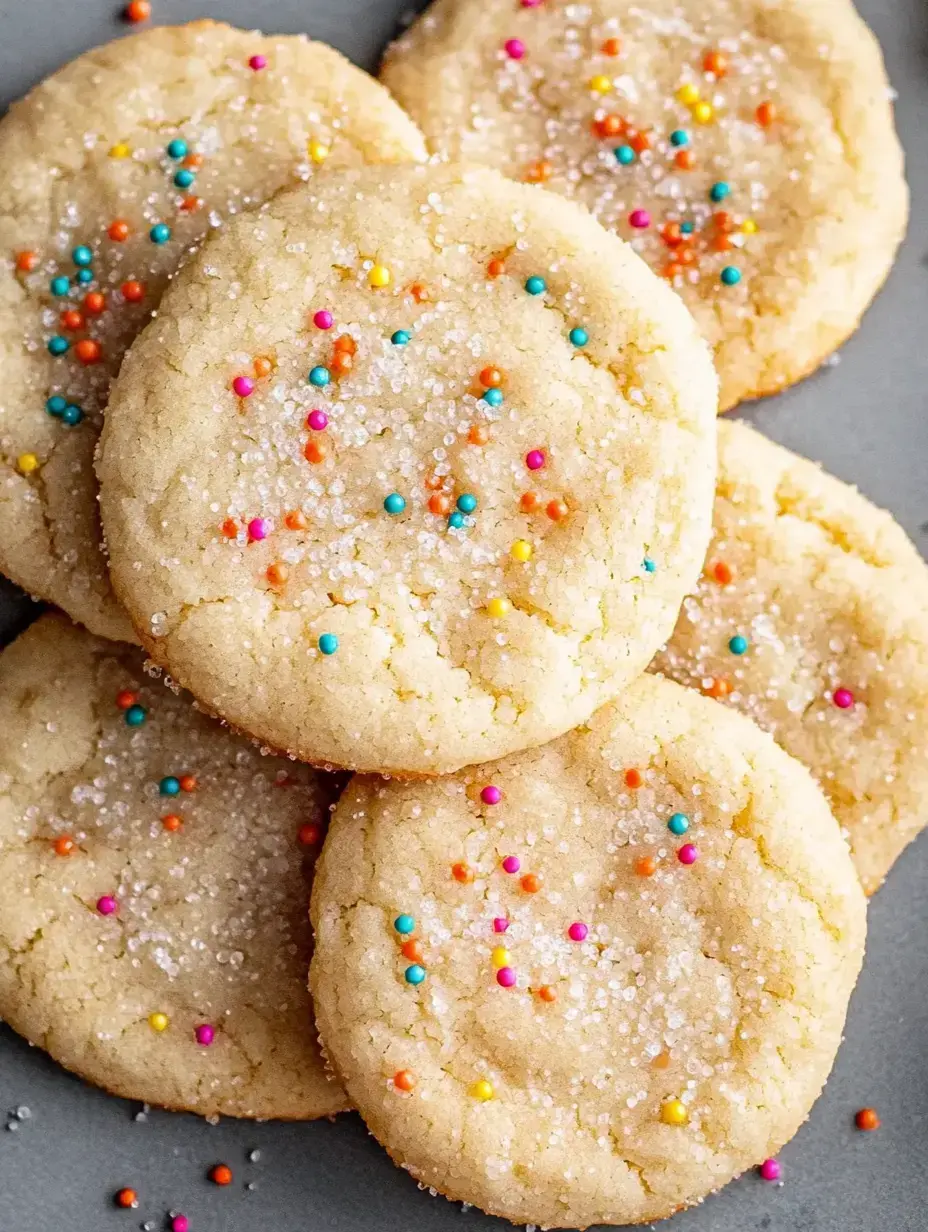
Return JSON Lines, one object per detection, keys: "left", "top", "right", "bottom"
{"left": 643, "top": 556, "right": 656, "bottom": 573}
{"left": 49, "top": 276, "right": 70, "bottom": 297}
{"left": 524, "top": 275, "right": 546, "bottom": 296}
{"left": 149, "top": 223, "right": 171, "bottom": 244}
{"left": 61, "top": 404, "right": 83, "bottom": 426}
{"left": 614, "top": 144, "right": 635, "bottom": 165}
{"left": 569, "top": 327, "right": 589, "bottom": 347}
{"left": 159, "top": 776, "right": 181, "bottom": 796}
{"left": 166, "top": 138, "right": 188, "bottom": 159}
{"left": 391, "top": 330, "right": 411, "bottom": 346}
{"left": 669, "top": 129, "right": 689, "bottom": 147}
{"left": 447, "top": 511, "right": 466, "bottom": 530}
{"left": 668, "top": 813, "right": 690, "bottom": 836}
{"left": 76, "top": 268, "right": 94, "bottom": 285}
{"left": 71, "top": 245, "right": 93, "bottom": 267}
{"left": 174, "top": 169, "right": 196, "bottom": 188}
{"left": 720, "top": 266, "right": 741, "bottom": 286}
{"left": 456, "top": 493, "right": 477, "bottom": 514}
{"left": 383, "top": 493, "right": 406, "bottom": 515}
{"left": 728, "top": 635, "right": 749, "bottom": 655}
{"left": 482, "top": 387, "right": 504, "bottom": 408}
{"left": 709, "top": 181, "right": 730, "bottom": 203}
{"left": 46, "top": 395, "right": 67, "bottom": 417}
{"left": 318, "top": 633, "right": 339, "bottom": 656}
{"left": 47, "top": 336, "right": 68, "bottom": 356}
{"left": 394, "top": 914, "right": 415, "bottom": 935}
{"left": 309, "top": 366, "right": 330, "bottom": 388}
{"left": 124, "top": 704, "right": 147, "bottom": 727}
{"left": 404, "top": 964, "right": 426, "bottom": 985}
{"left": 680, "top": 221, "right": 695, "bottom": 235}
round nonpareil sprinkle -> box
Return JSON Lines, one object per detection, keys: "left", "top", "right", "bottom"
{"left": 404, "top": 964, "right": 426, "bottom": 985}
{"left": 501, "top": 855, "right": 520, "bottom": 873}
{"left": 394, "top": 914, "right": 415, "bottom": 934}
{"left": 524, "top": 275, "right": 546, "bottom": 295}
{"left": 318, "top": 633, "right": 339, "bottom": 656}
{"left": 677, "top": 843, "right": 699, "bottom": 865}
{"left": 194, "top": 1023, "right": 215, "bottom": 1046}
{"left": 481, "top": 785, "right": 502, "bottom": 805}
{"left": 759, "top": 1158, "right": 781, "bottom": 1181}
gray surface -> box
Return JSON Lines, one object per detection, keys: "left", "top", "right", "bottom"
{"left": 0, "top": 0, "right": 926, "bottom": 1227}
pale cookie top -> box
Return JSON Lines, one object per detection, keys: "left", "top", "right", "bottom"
{"left": 382, "top": 0, "right": 908, "bottom": 411}
{"left": 652, "top": 420, "right": 928, "bottom": 896}
{"left": 0, "top": 613, "right": 347, "bottom": 1120}
{"left": 310, "top": 674, "right": 866, "bottom": 1228}
{"left": 0, "top": 21, "right": 426, "bottom": 643}
{"left": 98, "top": 163, "right": 717, "bottom": 776}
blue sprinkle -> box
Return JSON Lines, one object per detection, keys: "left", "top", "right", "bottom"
{"left": 447, "top": 511, "right": 466, "bottom": 530}
{"left": 383, "top": 493, "right": 406, "bottom": 515}
{"left": 668, "top": 812, "right": 690, "bottom": 836}
{"left": 481, "top": 387, "right": 504, "bottom": 408}
{"left": 71, "top": 245, "right": 93, "bottom": 267}
{"left": 404, "top": 964, "right": 426, "bottom": 986}
{"left": 394, "top": 914, "right": 415, "bottom": 935}
{"left": 174, "top": 169, "right": 196, "bottom": 189}
{"left": 614, "top": 144, "right": 635, "bottom": 165}
{"left": 61, "top": 404, "right": 83, "bottom": 426}
{"left": 49, "top": 276, "right": 70, "bottom": 297}
{"left": 524, "top": 275, "right": 546, "bottom": 296}
{"left": 46, "top": 395, "right": 67, "bottom": 417}
{"left": 309, "top": 366, "right": 331, "bottom": 387}
{"left": 391, "top": 330, "right": 411, "bottom": 346}
{"left": 318, "top": 633, "right": 339, "bottom": 656}
{"left": 456, "top": 493, "right": 478, "bottom": 514}
{"left": 569, "top": 327, "right": 589, "bottom": 347}
{"left": 728, "top": 635, "right": 749, "bottom": 655}
{"left": 166, "top": 138, "right": 188, "bottom": 160}
{"left": 669, "top": 129, "right": 689, "bottom": 147}
{"left": 709, "top": 181, "right": 730, "bottom": 203}
{"left": 149, "top": 223, "right": 172, "bottom": 244}
{"left": 47, "top": 336, "right": 69, "bottom": 356}
{"left": 720, "top": 266, "right": 741, "bottom": 286}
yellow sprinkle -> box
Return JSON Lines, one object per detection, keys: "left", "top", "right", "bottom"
{"left": 676, "top": 83, "right": 700, "bottom": 105}
{"left": 17, "top": 453, "right": 39, "bottom": 474}
{"left": 148, "top": 1012, "right": 169, "bottom": 1032}
{"left": 510, "top": 539, "right": 532, "bottom": 563}
{"left": 369, "top": 264, "right": 391, "bottom": 288}
{"left": 660, "top": 1098, "right": 689, "bottom": 1126}
{"left": 692, "top": 101, "right": 715, "bottom": 124}
{"left": 491, "top": 947, "right": 510, "bottom": 969}
{"left": 308, "top": 140, "right": 330, "bottom": 164}
{"left": 741, "top": 219, "right": 758, "bottom": 234}
{"left": 588, "top": 74, "right": 612, "bottom": 94}
{"left": 470, "top": 1079, "right": 495, "bottom": 1101}
{"left": 486, "top": 597, "right": 511, "bottom": 618}
{"left": 109, "top": 142, "right": 131, "bottom": 159}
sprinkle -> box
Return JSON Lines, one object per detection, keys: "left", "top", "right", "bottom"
{"left": 369, "top": 265, "right": 391, "bottom": 288}
{"left": 46, "top": 395, "right": 66, "bottom": 417}
{"left": 742, "top": 219, "right": 758, "bottom": 234}
{"left": 391, "top": 330, "right": 410, "bottom": 346}
{"left": 520, "top": 491, "right": 541, "bottom": 513}
{"left": 180, "top": 774, "right": 197, "bottom": 793}
{"left": 249, "top": 54, "right": 268, "bottom": 71}
{"left": 232, "top": 376, "right": 255, "bottom": 398}
{"left": 148, "top": 1012, "right": 169, "bottom": 1032}
{"left": 705, "top": 677, "right": 732, "bottom": 699}
{"left": 166, "top": 138, "right": 188, "bottom": 159}
{"left": 468, "top": 424, "right": 490, "bottom": 446}
{"left": 114, "top": 1188, "right": 139, "bottom": 1209}
{"left": 209, "top": 1165, "right": 233, "bottom": 1186}
{"left": 524, "top": 159, "right": 553, "bottom": 183}
{"left": 174, "top": 169, "right": 196, "bottom": 189}
{"left": 297, "top": 823, "right": 321, "bottom": 845}
{"left": 525, "top": 449, "right": 546, "bottom": 471}
{"left": 159, "top": 776, "right": 180, "bottom": 796}
{"left": 487, "top": 257, "right": 506, "bottom": 278}
{"left": 602, "top": 36, "right": 622, "bottom": 55}
{"left": 121, "top": 279, "right": 145, "bottom": 302}
{"left": 221, "top": 518, "right": 240, "bottom": 538}
{"left": 501, "top": 856, "right": 520, "bottom": 873}
{"left": 855, "top": 1107, "right": 880, "bottom": 1131}
{"left": 383, "top": 492, "right": 407, "bottom": 515}
{"left": 720, "top": 266, "right": 741, "bottom": 286}
{"left": 624, "top": 768, "right": 643, "bottom": 789}
{"left": 308, "top": 141, "right": 330, "bottom": 164}
{"left": 493, "top": 917, "right": 509, "bottom": 933}
{"left": 510, "top": 539, "right": 533, "bottom": 562}
{"left": 48, "top": 336, "right": 69, "bottom": 356}
{"left": 635, "top": 855, "right": 657, "bottom": 877}
{"left": 318, "top": 633, "right": 339, "bottom": 656}
{"left": 692, "top": 101, "right": 715, "bottom": 123}
{"left": 50, "top": 275, "right": 70, "bottom": 296}
{"left": 481, "top": 387, "right": 504, "bottom": 407}
{"left": 504, "top": 38, "right": 525, "bottom": 59}
{"left": 669, "top": 129, "right": 689, "bottom": 146}
{"left": 524, "top": 275, "right": 546, "bottom": 295}
{"left": 661, "top": 1098, "right": 688, "bottom": 1126}
{"left": 496, "top": 967, "right": 517, "bottom": 988}
{"left": 171, "top": 1217, "right": 189, "bottom": 1232}
{"left": 759, "top": 1158, "right": 781, "bottom": 1181}
{"left": 677, "top": 83, "right": 700, "bottom": 105}
{"left": 309, "top": 366, "right": 330, "bottom": 387}
{"left": 569, "top": 326, "right": 588, "bottom": 346}
{"left": 247, "top": 517, "right": 271, "bottom": 541}
{"left": 628, "top": 208, "right": 651, "bottom": 229}
{"left": 711, "top": 561, "right": 733, "bottom": 584}
{"left": 162, "top": 815, "right": 182, "bottom": 832}
{"left": 538, "top": 985, "right": 557, "bottom": 1002}
{"left": 393, "top": 1070, "right": 416, "bottom": 1093}
{"left": 75, "top": 338, "right": 102, "bottom": 365}
{"left": 124, "top": 704, "right": 146, "bottom": 727}
{"left": 96, "top": 895, "right": 118, "bottom": 916}
{"left": 17, "top": 453, "right": 39, "bottom": 474}
{"left": 756, "top": 101, "right": 777, "bottom": 127}
{"left": 394, "top": 914, "right": 415, "bottom": 935}
{"left": 643, "top": 556, "right": 656, "bottom": 573}
{"left": 311, "top": 310, "right": 334, "bottom": 331}
{"left": 667, "top": 813, "right": 690, "bottom": 835}
{"left": 404, "top": 964, "right": 426, "bottom": 985}
{"left": 15, "top": 250, "right": 38, "bottom": 272}
{"left": 285, "top": 510, "right": 308, "bottom": 530}
{"left": 109, "top": 142, "right": 131, "bottom": 158}
{"left": 76, "top": 268, "right": 93, "bottom": 285}
{"left": 520, "top": 873, "right": 542, "bottom": 893}
{"left": 491, "top": 947, "right": 510, "bottom": 968}
{"left": 194, "top": 1024, "right": 215, "bottom": 1046}
{"left": 149, "top": 223, "right": 171, "bottom": 244}
{"left": 266, "top": 562, "right": 289, "bottom": 587}
{"left": 709, "top": 181, "right": 730, "bottom": 202}
{"left": 677, "top": 843, "right": 699, "bottom": 865}
{"left": 52, "top": 836, "right": 74, "bottom": 857}
{"left": 306, "top": 409, "right": 328, "bottom": 432}
{"left": 84, "top": 291, "right": 105, "bottom": 315}
{"left": 470, "top": 1080, "right": 494, "bottom": 1101}
{"left": 703, "top": 49, "right": 728, "bottom": 77}
{"left": 567, "top": 922, "right": 588, "bottom": 942}
{"left": 401, "top": 941, "right": 423, "bottom": 967}
{"left": 546, "top": 498, "right": 568, "bottom": 521}
{"left": 123, "top": 0, "right": 150, "bottom": 21}
{"left": 456, "top": 493, "right": 478, "bottom": 514}
{"left": 833, "top": 687, "right": 855, "bottom": 709}
{"left": 428, "top": 493, "right": 451, "bottom": 515}
{"left": 452, "top": 862, "right": 474, "bottom": 883}
{"left": 727, "top": 635, "right": 749, "bottom": 656}
{"left": 486, "top": 597, "right": 511, "bottom": 618}
{"left": 447, "top": 511, "right": 466, "bottom": 530}
{"left": 615, "top": 144, "right": 636, "bottom": 166}
{"left": 589, "top": 74, "right": 612, "bottom": 94}
{"left": 481, "top": 785, "right": 503, "bottom": 805}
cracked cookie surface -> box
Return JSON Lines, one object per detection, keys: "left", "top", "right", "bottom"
{"left": 98, "top": 162, "right": 717, "bottom": 775}
{"left": 0, "top": 613, "right": 347, "bottom": 1120}
{"left": 310, "top": 673, "right": 865, "bottom": 1227}
{"left": 652, "top": 419, "right": 928, "bottom": 895}
{"left": 382, "top": 0, "right": 907, "bottom": 411}
{"left": 0, "top": 20, "right": 425, "bottom": 642}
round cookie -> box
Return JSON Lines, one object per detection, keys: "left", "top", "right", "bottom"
{"left": 98, "top": 162, "right": 718, "bottom": 776}
{"left": 0, "top": 21, "right": 426, "bottom": 642}
{"left": 382, "top": 0, "right": 907, "bottom": 412}
{"left": 0, "top": 613, "right": 347, "bottom": 1120}
{"left": 310, "top": 673, "right": 866, "bottom": 1227}
{"left": 651, "top": 420, "right": 928, "bottom": 896}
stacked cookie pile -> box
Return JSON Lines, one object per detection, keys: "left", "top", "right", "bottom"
{"left": 0, "top": 7, "right": 922, "bottom": 1226}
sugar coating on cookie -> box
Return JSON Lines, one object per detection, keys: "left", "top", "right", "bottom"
{"left": 652, "top": 420, "right": 928, "bottom": 895}
{"left": 311, "top": 674, "right": 865, "bottom": 1227}
{"left": 98, "top": 162, "right": 717, "bottom": 775}
{"left": 382, "top": 0, "right": 907, "bottom": 411}
{"left": 0, "top": 613, "right": 347, "bottom": 1120}
{"left": 0, "top": 22, "right": 426, "bottom": 642}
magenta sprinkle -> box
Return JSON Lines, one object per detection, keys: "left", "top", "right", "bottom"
{"left": 194, "top": 1024, "right": 215, "bottom": 1047}
{"left": 525, "top": 449, "right": 546, "bottom": 471}
{"left": 481, "top": 785, "right": 502, "bottom": 806}
{"left": 567, "top": 922, "right": 589, "bottom": 942}
{"left": 247, "top": 517, "right": 271, "bottom": 542}
{"left": 501, "top": 856, "right": 520, "bottom": 874}
{"left": 496, "top": 966, "right": 517, "bottom": 988}
{"left": 504, "top": 38, "right": 525, "bottom": 59}
{"left": 677, "top": 844, "right": 699, "bottom": 865}
{"left": 232, "top": 376, "right": 255, "bottom": 398}
{"left": 833, "top": 687, "right": 854, "bottom": 709}
{"left": 170, "top": 1217, "right": 190, "bottom": 1232}
{"left": 629, "top": 209, "right": 652, "bottom": 229}
{"left": 759, "top": 1158, "right": 781, "bottom": 1182}
{"left": 493, "top": 917, "right": 509, "bottom": 933}
{"left": 307, "top": 409, "right": 329, "bottom": 431}
{"left": 313, "top": 310, "right": 334, "bottom": 330}
{"left": 248, "top": 54, "right": 267, "bottom": 71}
{"left": 521, "top": 0, "right": 542, "bottom": 6}
{"left": 96, "top": 895, "right": 117, "bottom": 916}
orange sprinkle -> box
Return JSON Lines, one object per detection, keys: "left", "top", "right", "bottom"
{"left": 546, "top": 498, "right": 568, "bottom": 522}
{"left": 121, "top": 279, "right": 145, "bottom": 303}
{"left": 601, "top": 37, "right": 622, "bottom": 56}
{"left": 713, "top": 234, "right": 732, "bottom": 253}
{"left": 83, "top": 291, "right": 106, "bottom": 316}
{"left": 704, "top": 677, "right": 733, "bottom": 699}
{"left": 661, "top": 222, "right": 683, "bottom": 248}
{"left": 116, "top": 690, "right": 138, "bottom": 710}
{"left": 298, "top": 823, "right": 322, "bottom": 846}
{"left": 334, "top": 333, "right": 357, "bottom": 355}
{"left": 124, "top": 0, "right": 151, "bottom": 21}
{"left": 520, "top": 873, "right": 542, "bottom": 894}
{"left": 285, "top": 510, "right": 308, "bottom": 531}
{"left": 635, "top": 855, "right": 658, "bottom": 877}
{"left": 702, "top": 49, "right": 728, "bottom": 77}
{"left": 209, "top": 1164, "right": 233, "bottom": 1186}
{"left": 624, "top": 768, "right": 643, "bottom": 789}
{"left": 15, "top": 250, "right": 38, "bottom": 273}
{"left": 182, "top": 153, "right": 204, "bottom": 170}
{"left": 855, "top": 1107, "right": 880, "bottom": 1131}
{"left": 524, "top": 159, "right": 553, "bottom": 184}
{"left": 114, "top": 1187, "right": 139, "bottom": 1209}
{"left": 266, "top": 562, "right": 289, "bottom": 587}
{"left": 713, "top": 211, "right": 733, "bottom": 232}
{"left": 677, "top": 246, "right": 696, "bottom": 266}
{"left": 179, "top": 195, "right": 203, "bottom": 213}
{"left": 628, "top": 129, "right": 651, "bottom": 154}
{"left": 221, "top": 518, "right": 239, "bottom": 539}
{"left": 253, "top": 356, "right": 273, "bottom": 378}
{"left": 663, "top": 262, "right": 683, "bottom": 280}
{"left": 304, "top": 439, "right": 327, "bottom": 464}
{"left": 468, "top": 424, "right": 490, "bottom": 446}
{"left": 331, "top": 351, "right": 353, "bottom": 377}
{"left": 75, "top": 338, "right": 101, "bottom": 365}
{"left": 520, "top": 491, "right": 541, "bottom": 514}
{"left": 538, "top": 984, "right": 557, "bottom": 1003}
{"left": 428, "top": 493, "right": 451, "bottom": 516}
{"left": 394, "top": 1069, "right": 416, "bottom": 1092}
{"left": 61, "top": 310, "right": 84, "bottom": 332}
{"left": 651, "top": 1049, "right": 672, "bottom": 1069}
{"left": 595, "top": 113, "right": 625, "bottom": 139}
{"left": 452, "top": 862, "right": 474, "bottom": 884}
{"left": 480, "top": 368, "right": 504, "bottom": 390}
{"left": 487, "top": 257, "right": 506, "bottom": 279}
{"left": 179, "top": 774, "right": 197, "bottom": 793}
{"left": 410, "top": 282, "right": 429, "bottom": 303}
{"left": 425, "top": 473, "right": 444, "bottom": 491}
{"left": 711, "top": 560, "right": 733, "bottom": 585}
{"left": 108, "top": 219, "right": 131, "bottom": 242}
{"left": 52, "top": 835, "right": 75, "bottom": 857}
{"left": 756, "top": 100, "right": 777, "bottom": 128}
{"left": 401, "top": 939, "right": 423, "bottom": 963}
{"left": 674, "top": 149, "right": 695, "bottom": 171}
{"left": 162, "top": 814, "right": 183, "bottom": 833}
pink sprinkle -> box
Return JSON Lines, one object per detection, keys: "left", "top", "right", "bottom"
{"left": 96, "top": 895, "right": 117, "bottom": 916}
{"left": 313, "top": 310, "right": 334, "bottom": 330}
{"left": 759, "top": 1158, "right": 781, "bottom": 1182}
{"left": 232, "top": 376, "right": 255, "bottom": 398}
{"left": 496, "top": 966, "right": 517, "bottom": 988}
{"left": 504, "top": 38, "right": 525, "bottom": 59}
{"left": 171, "top": 1217, "right": 190, "bottom": 1232}
{"left": 248, "top": 54, "right": 267, "bottom": 71}
{"left": 493, "top": 917, "right": 509, "bottom": 933}
{"left": 833, "top": 687, "right": 854, "bottom": 710}
{"left": 307, "top": 409, "right": 329, "bottom": 431}
{"left": 521, "top": 0, "right": 542, "bottom": 6}
{"left": 247, "top": 517, "right": 271, "bottom": 542}
{"left": 525, "top": 449, "right": 546, "bottom": 471}
{"left": 194, "top": 1024, "right": 215, "bottom": 1047}
{"left": 629, "top": 209, "right": 652, "bottom": 229}
{"left": 481, "top": 785, "right": 502, "bottom": 806}
{"left": 677, "top": 844, "right": 699, "bottom": 865}
{"left": 567, "top": 921, "right": 588, "bottom": 942}
{"left": 501, "top": 856, "right": 520, "bottom": 874}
